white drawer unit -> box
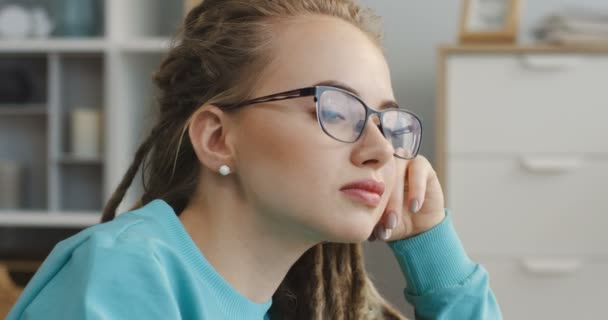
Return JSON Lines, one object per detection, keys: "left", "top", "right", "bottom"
{"left": 437, "top": 45, "right": 608, "bottom": 319}
{"left": 474, "top": 257, "right": 608, "bottom": 320}
{"left": 447, "top": 155, "right": 608, "bottom": 256}
{"left": 445, "top": 52, "right": 608, "bottom": 154}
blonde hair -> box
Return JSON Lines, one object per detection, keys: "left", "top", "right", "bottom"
{"left": 101, "top": 1, "right": 406, "bottom": 319}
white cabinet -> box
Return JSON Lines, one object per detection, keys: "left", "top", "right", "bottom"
{"left": 448, "top": 156, "right": 608, "bottom": 256}
{"left": 437, "top": 45, "right": 608, "bottom": 319}
{"left": 446, "top": 54, "right": 608, "bottom": 154}
{"left": 476, "top": 257, "right": 608, "bottom": 320}
{"left": 0, "top": 0, "right": 188, "bottom": 226}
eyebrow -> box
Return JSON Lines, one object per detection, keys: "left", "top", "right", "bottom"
{"left": 313, "top": 80, "right": 399, "bottom": 111}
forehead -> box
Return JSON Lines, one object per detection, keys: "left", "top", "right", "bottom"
{"left": 256, "top": 15, "right": 394, "bottom": 103}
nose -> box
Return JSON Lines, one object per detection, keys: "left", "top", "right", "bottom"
{"left": 350, "top": 114, "right": 394, "bottom": 169}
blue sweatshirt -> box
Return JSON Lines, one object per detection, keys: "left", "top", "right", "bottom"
{"left": 7, "top": 199, "right": 502, "bottom": 319}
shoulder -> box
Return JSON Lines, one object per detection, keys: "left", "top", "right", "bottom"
{"left": 9, "top": 202, "right": 183, "bottom": 319}
{"left": 55, "top": 199, "right": 179, "bottom": 260}
{"left": 42, "top": 206, "right": 174, "bottom": 290}
{"left": 28, "top": 200, "right": 183, "bottom": 298}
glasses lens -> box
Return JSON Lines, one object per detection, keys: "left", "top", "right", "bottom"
{"left": 382, "top": 110, "right": 421, "bottom": 159}
{"left": 318, "top": 89, "right": 366, "bottom": 142}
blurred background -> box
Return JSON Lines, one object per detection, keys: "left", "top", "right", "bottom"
{"left": 0, "top": 0, "right": 606, "bottom": 318}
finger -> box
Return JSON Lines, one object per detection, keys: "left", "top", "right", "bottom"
{"left": 406, "top": 158, "right": 429, "bottom": 213}
{"left": 384, "top": 159, "right": 407, "bottom": 224}
{"left": 374, "top": 224, "right": 392, "bottom": 241}
{"left": 368, "top": 224, "right": 378, "bottom": 241}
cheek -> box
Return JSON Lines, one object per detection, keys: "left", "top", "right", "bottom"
{"left": 237, "top": 110, "right": 324, "bottom": 172}
{"left": 234, "top": 111, "right": 354, "bottom": 229}
{"left": 234, "top": 110, "right": 336, "bottom": 204}
{"left": 233, "top": 110, "right": 390, "bottom": 242}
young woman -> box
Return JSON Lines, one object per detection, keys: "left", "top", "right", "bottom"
{"left": 8, "top": 1, "right": 502, "bottom": 319}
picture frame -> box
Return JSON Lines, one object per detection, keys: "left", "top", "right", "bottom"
{"left": 459, "top": 0, "right": 521, "bottom": 44}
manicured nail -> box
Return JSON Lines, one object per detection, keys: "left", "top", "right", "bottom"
{"left": 410, "top": 199, "right": 419, "bottom": 213}
{"left": 386, "top": 211, "right": 398, "bottom": 229}
{"left": 383, "top": 228, "right": 392, "bottom": 240}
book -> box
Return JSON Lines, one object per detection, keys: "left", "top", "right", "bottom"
{"left": 540, "top": 29, "right": 608, "bottom": 47}
{"left": 539, "top": 15, "right": 608, "bottom": 36}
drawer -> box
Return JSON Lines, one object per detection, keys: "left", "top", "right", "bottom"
{"left": 445, "top": 54, "right": 608, "bottom": 153}
{"left": 446, "top": 155, "right": 608, "bottom": 256}
{"left": 475, "top": 257, "right": 608, "bottom": 319}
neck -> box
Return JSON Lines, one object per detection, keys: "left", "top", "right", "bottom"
{"left": 179, "top": 174, "right": 316, "bottom": 304}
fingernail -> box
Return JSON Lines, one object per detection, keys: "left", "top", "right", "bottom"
{"left": 410, "top": 199, "right": 419, "bottom": 213}
{"left": 376, "top": 227, "right": 387, "bottom": 240}
{"left": 386, "top": 211, "right": 398, "bottom": 229}
{"left": 384, "top": 228, "right": 392, "bottom": 240}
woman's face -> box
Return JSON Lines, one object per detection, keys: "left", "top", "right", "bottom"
{"left": 231, "top": 15, "right": 399, "bottom": 243}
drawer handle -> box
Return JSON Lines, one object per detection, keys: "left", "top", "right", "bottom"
{"left": 520, "top": 156, "right": 583, "bottom": 173}
{"left": 521, "top": 258, "right": 583, "bottom": 275}
{"left": 519, "top": 55, "right": 582, "bottom": 71}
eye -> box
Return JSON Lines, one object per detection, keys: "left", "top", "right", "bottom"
{"left": 386, "top": 125, "right": 413, "bottom": 137}
{"left": 320, "top": 109, "right": 346, "bottom": 122}
{"left": 354, "top": 119, "right": 365, "bottom": 132}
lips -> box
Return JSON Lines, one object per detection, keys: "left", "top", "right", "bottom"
{"left": 340, "top": 180, "right": 385, "bottom": 207}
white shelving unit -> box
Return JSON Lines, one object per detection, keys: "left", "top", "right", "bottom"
{"left": 0, "top": 0, "right": 188, "bottom": 227}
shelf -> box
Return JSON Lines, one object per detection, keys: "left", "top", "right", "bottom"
{"left": 0, "top": 211, "right": 100, "bottom": 227}
{"left": 57, "top": 154, "right": 103, "bottom": 165}
{"left": 0, "top": 38, "right": 108, "bottom": 53}
{"left": 58, "top": 55, "right": 104, "bottom": 157}
{"left": 0, "top": 105, "right": 47, "bottom": 116}
{"left": 0, "top": 38, "right": 176, "bottom": 54}
{"left": 0, "top": 56, "right": 47, "bottom": 105}
{"left": 59, "top": 164, "right": 103, "bottom": 211}
{"left": 0, "top": 117, "right": 48, "bottom": 210}
{"left": 118, "top": 37, "right": 173, "bottom": 53}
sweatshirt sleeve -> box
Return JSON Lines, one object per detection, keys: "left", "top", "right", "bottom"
{"left": 7, "top": 232, "right": 181, "bottom": 320}
{"left": 387, "top": 209, "right": 503, "bottom": 320}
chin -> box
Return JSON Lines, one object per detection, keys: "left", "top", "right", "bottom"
{"left": 300, "top": 201, "right": 380, "bottom": 243}
{"left": 323, "top": 216, "right": 376, "bottom": 243}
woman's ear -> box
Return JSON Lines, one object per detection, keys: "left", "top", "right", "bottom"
{"left": 188, "top": 105, "right": 236, "bottom": 173}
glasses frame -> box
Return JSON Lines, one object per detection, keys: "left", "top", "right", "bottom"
{"left": 221, "top": 85, "right": 423, "bottom": 159}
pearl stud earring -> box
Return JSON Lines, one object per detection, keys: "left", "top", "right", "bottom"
{"left": 219, "top": 165, "right": 231, "bottom": 176}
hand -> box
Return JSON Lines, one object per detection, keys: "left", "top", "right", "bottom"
{"left": 369, "top": 155, "right": 446, "bottom": 242}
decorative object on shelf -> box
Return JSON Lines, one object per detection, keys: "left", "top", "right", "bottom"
{"left": 70, "top": 108, "right": 102, "bottom": 159}
{"left": 459, "top": 0, "right": 521, "bottom": 44}
{"left": 53, "top": 0, "right": 99, "bottom": 37}
{"left": 0, "top": 4, "right": 54, "bottom": 39}
{"left": 0, "top": 160, "right": 23, "bottom": 209}
{"left": 0, "top": 4, "right": 31, "bottom": 39}
{"left": 0, "top": 64, "right": 33, "bottom": 104}
{"left": 30, "top": 6, "right": 53, "bottom": 38}
{"left": 534, "top": 7, "right": 608, "bottom": 47}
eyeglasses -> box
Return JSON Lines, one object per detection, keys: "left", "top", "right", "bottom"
{"left": 221, "top": 85, "right": 422, "bottom": 159}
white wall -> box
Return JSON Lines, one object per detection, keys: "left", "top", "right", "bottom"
{"left": 359, "top": 0, "right": 608, "bottom": 314}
